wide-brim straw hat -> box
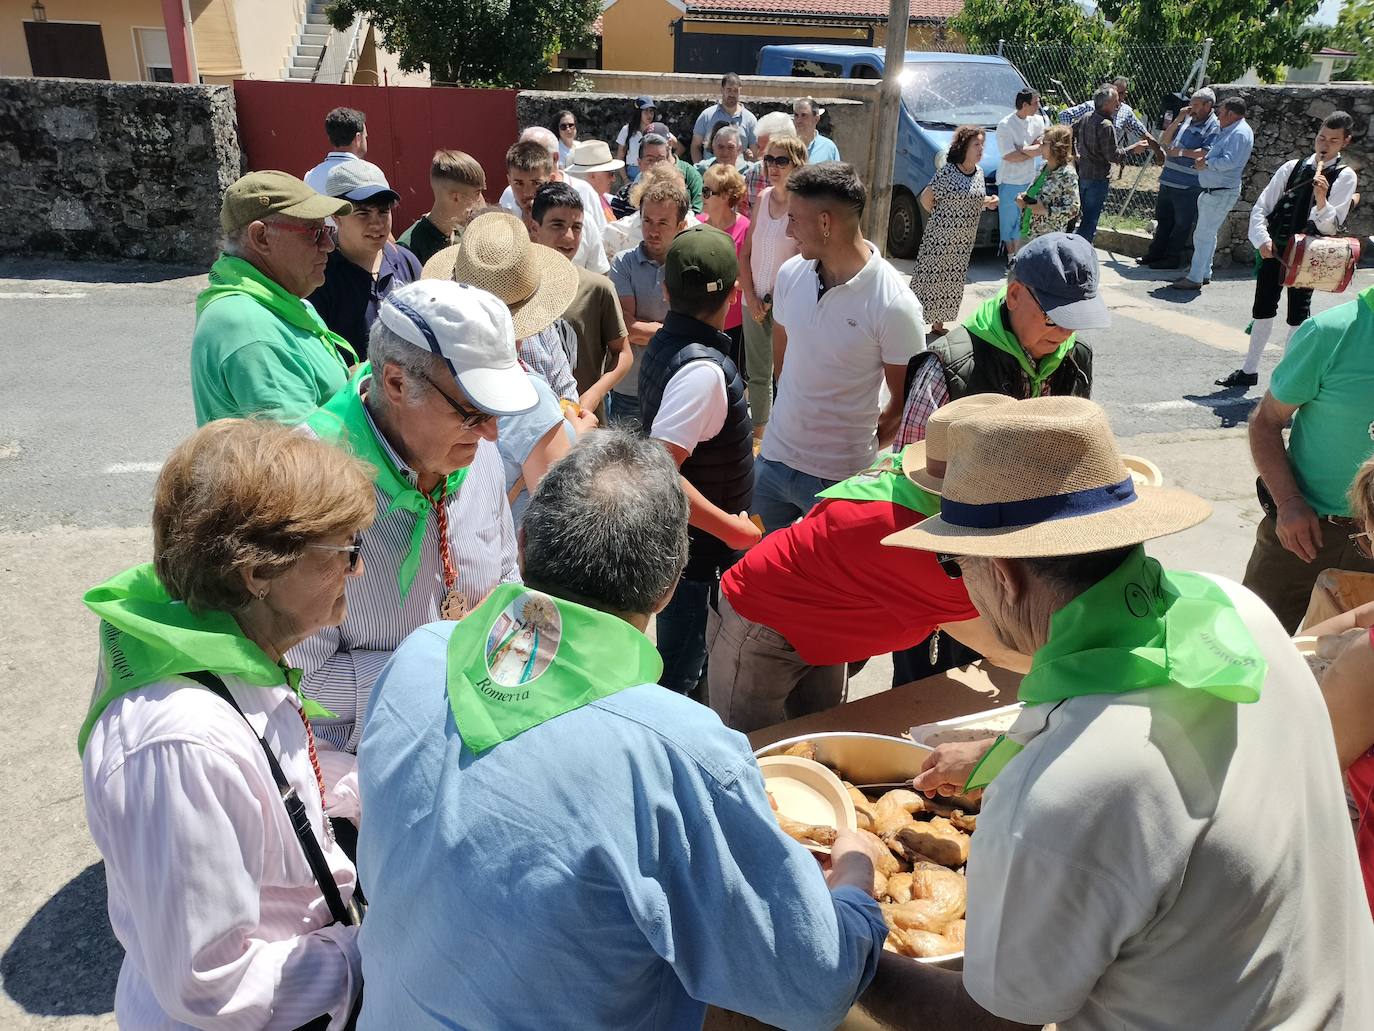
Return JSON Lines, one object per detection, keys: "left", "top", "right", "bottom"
{"left": 420, "top": 211, "right": 579, "bottom": 339}
{"left": 885, "top": 396, "right": 1210, "bottom": 557}
{"left": 565, "top": 140, "right": 625, "bottom": 176}
{"left": 902, "top": 393, "right": 1014, "bottom": 495}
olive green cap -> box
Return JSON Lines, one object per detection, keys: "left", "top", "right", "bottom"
{"left": 219, "top": 170, "right": 352, "bottom": 235}
{"left": 664, "top": 223, "right": 739, "bottom": 305}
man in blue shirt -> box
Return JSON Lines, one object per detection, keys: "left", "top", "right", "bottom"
{"left": 1141, "top": 88, "right": 1219, "bottom": 271}
{"left": 1173, "top": 97, "right": 1254, "bottom": 291}
{"left": 1058, "top": 76, "right": 1151, "bottom": 140}
{"left": 355, "top": 430, "right": 887, "bottom": 1031}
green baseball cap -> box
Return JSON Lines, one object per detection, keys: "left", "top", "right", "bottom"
{"left": 220, "top": 170, "right": 352, "bottom": 235}
{"left": 665, "top": 224, "right": 739, "bottom": 306}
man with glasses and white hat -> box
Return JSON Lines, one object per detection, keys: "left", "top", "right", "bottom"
{"left": 291, "top": 280, "right": 537, "bottom": 754}
{"left": 191, "top": 171, "right": 355, "bottom": 425}
{"left": 865, "top": 395, "right": 1374, "bottom": 1030}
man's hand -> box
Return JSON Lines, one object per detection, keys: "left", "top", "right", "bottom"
{"left": 1193, "top": 156, "right": 1207, "bottom": 170}
{"left": 827, "top": 829, "right": 879, "bottom": 896}
{"left": 1313, "top": 172, "right": 1331, "bottom": 208}
{"left": 911, "top": 738, "right": 996, "bottom": 798}
{"left": 1276, "top": 496, "right": 1323, "bottom": 563}
{"left": 566, "top": 407, "right": 598, "bottom": 434}
{"left": 722, "top": 511, "right": 763, "bottom": 551}
{"left": 1260, "top": 241, "right": 1275, "bottom": 260}
{"left": 1014, "top": 192, "right": 1028, "bottom": 210}
{"left": 748, "top": 295, "right": 770, "bottom": 323}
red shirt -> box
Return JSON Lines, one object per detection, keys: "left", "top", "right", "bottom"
{"left": 1349, "top": 628, "right": 1374, "bottom": 920}
{"left": 721, "top": 498, "right": 979, "bottom": 665}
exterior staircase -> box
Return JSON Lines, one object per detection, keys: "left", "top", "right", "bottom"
{"left": 285, "top": 1, "right": 333, "bottom": 80}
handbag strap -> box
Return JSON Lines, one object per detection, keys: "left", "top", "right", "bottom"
{"left": 184, "top": 671, "right": 356, "bottom": 927}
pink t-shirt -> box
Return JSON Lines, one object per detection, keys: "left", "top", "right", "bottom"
{"left": 701, "top": 211, "right": 750, "bottom": 330}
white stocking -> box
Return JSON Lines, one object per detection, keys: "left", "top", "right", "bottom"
{"left": 1242, "top": 317, "right": 1274, "bottom": 375}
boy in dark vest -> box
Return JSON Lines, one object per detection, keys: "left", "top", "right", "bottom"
{"left": 1217, "top": 111, "right": 1358, "bottom": 389}
{"left": 638, "top": 224, "right": 760, "bottom": 695}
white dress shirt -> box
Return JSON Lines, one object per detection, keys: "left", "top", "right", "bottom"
{"left": 83, "top": 674, "right": 361, "bottom": 1030}
{"left": 1248, "top": 155, "right": 1358, "bottom": 249}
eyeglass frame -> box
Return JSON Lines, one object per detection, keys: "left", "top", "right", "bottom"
{"left": 762, "top": 154, "right": 795, "bottom": 168}
{"left": 1023, "top": 284, "right": 1062, "bottom": 329}
{"left": 558, "top": 121, "right": 577, "bottom": 131}
{"left": 307, "top": 532, "right": 364, "bottom": 572}
{"left": 420, "top": 373, "right": 494, "bottom": 429}
{"left": 267, "top": 220, "right": 332, "bottom": 246}
{"left": 936, "top": 553, "right": 963, "bottom": 580}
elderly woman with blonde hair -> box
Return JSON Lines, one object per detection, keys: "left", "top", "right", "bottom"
{"left": 79, "top": 419, "right": 375, "bottom": 1030}
{"left": 1015, "top": 123, "right": 1080, "bottom": 242}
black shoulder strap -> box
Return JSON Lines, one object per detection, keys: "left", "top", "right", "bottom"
{"left": 184, "top": 671, "right": 356, "bottom": 928}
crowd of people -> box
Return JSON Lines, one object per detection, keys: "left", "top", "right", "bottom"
{"left": 75, "top": 78, "right": 1374, "bottom": 1031}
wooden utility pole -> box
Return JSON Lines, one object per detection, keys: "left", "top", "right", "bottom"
{"left": 870, "top": 0, "right": 910, "bottom": 254}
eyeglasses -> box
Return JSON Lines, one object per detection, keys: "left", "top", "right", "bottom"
{"left": 1351, "top": 530, "right": 1373, "bottom": 559}
{"left": 307, "top": 532, "right": 364, "bottom": 572}
{"left": 269, "top": 221, "right": 331, "bottom": 246}
{"left": 559, "top": 122, "right": 576, "bottom": 130}
{"left": 421, "top": 374, "right": 493, "bottom": 429}
{"left": 936, "top": 553, "right": 963, "bottom": 579}
{"left": 702, "top": 187, "right": 715, "bottom": 198}
{"left": 1026, "top": 288, "right": 1060, "bottom": 329}
{"left": 763, "top": 155, "right": 794, "bottom": 168}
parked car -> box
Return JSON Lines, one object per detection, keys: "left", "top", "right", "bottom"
{"left": 757, "top": 45, "right": 1031, "bottom": 258}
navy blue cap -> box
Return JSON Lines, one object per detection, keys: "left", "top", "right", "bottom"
{"left": 636, "top": 96, "right": 656, "bottom": 109}
{"left": 1011, "top": 232, "right": 1110, "bottom": 331}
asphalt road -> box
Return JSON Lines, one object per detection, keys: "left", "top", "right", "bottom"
{"left": 1, "top": 250, "right": 1370, "bottom": 1029}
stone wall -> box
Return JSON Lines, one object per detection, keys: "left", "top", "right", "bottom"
{"left": 0, "top": 78, "right": 241, "bottom": 266}
{"left": 1211, "top": 83, "right": 1372, "bottom": 265}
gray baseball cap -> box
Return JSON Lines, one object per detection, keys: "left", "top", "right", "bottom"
{"left": 1011, "top": 232, "right": 1111, "bottom": 331}
{"left": 325, "top": 159, "right": 400, "bottom": 205}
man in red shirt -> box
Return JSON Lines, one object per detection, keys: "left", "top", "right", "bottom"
{"left": 707, "top": 395, "right": 1028, "bottom": 732}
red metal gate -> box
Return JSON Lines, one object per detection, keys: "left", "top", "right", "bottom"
{"left": 232, "top": 81, "right": 519, "bottom": 230}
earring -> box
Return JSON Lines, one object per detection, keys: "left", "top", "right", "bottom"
{"left": 257, "top": 587, "right": 268, "bottom": 600}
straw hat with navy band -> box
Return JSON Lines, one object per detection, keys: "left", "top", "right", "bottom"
{"left": 902, "top": 394, "right": 1015, "bottom": 495}
{"left": 885, "top": 396, "right": 1211, "bottom": 557}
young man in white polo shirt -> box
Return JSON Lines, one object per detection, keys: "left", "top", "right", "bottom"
{"left": 754, "top": 162, "right": 925, "bottom": 534}
{"left": 994, "top": 88, "right": 1047, "bottom": 262}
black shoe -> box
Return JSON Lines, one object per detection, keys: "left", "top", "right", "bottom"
{"left": 1215, "top": 369, "right": 1258, "bottom": 388}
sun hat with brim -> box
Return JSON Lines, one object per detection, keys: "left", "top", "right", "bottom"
{"left": 902, "top": 393, "right": 1015, "bottom": 495}
{"left": 220, "top": 170, "right": 351, "bottom": 235}
{"left": 377, "top": 280, "right": 537, "bottom": 417}
{"left": 420, "top": 212, "right": 578, "bottom": 340}
{"left": 564, "top": 140, "right": 626, "bottom": 176}
{"left": 884, "top": 396, "right": 1211, "bottom": 557}
{"left": 325, "top": 159, "right": 401, "bottom": 206}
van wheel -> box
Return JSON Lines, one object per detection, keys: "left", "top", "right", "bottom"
{"left": 887, "top": 191, "right": 922, "bottom": 259}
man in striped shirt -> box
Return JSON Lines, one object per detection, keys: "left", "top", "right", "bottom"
{"left": 291, "top": 280, "right": 537, "bottom": 751}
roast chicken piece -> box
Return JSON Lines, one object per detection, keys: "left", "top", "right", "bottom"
{"left": 909, "top": 861, "right": 966, "bottom": 924}
{"left": 881, "top": 899, "right": 953, "bottom": 935}
{"left": 949, "top": 810, "right": 977, "bottom": 834}
{"left": 875, "top": 788, "right": 926, "bottom": 814}
{"left": 782, "top": 740, "right": 818, "bottom": 762}
{"left": 843, "top": 782, "right": 879, "bottom": 832}
{"left": 883, "top": 871, "right": 915, "bottom": 904}
{"left": 943, "top": 919, "right": 966, "bottom": 949}
{"left": 896, "top": 817, "right": 970, "bottom": 868}
{"left": 855, "top": 829, "right": 901, "bottom": 876}
{"left": 871, "top": 800, "right": 914, "bottom": 837}
{"left": 895, "top": 927, "right": 963, "bottom": 959}
{"left": 775, "top": 811, "right": 837, "bottom": 847}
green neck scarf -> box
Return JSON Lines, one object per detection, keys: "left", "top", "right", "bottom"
{"left": 1362, "top": 285, "right": 1374, "bottom": 315}
{"left": 78, "top": 564, "right": 333, "bottom": 755}
{"left": 963, "top": 288, "right": 1077, "bottom": 394}
{"left": 197, "top": 255, "right": 358, "bottom": 369}
{"left": 966, "top": 546, "right": 1267, "bottom": 790}
{"left": 446, "top": 583, "right": 662, "bottom": 754}
{"left": 816, "top": 449, "right": 941, "bottom": 517}
{"left": 1019, "top": 166, "right": 1051, "bottom": 238}
{"left": 308, "top": 370, "right": 468, "bottom": 601}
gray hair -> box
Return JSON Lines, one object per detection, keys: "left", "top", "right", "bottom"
{"left": 364, "top": 319, "right": 447, "bottom": 412}
{"left": 755, "top": 111, "right": 795, "bottom": 139}
{"left": 711, "top": 124, "right": 742, "bottom": 147}
{"left": 792, "top": 97, "right": 821, "bottom": 117}
{"left": 521, "top": 125, "right": 560, "bottom": 159}
{"left": 638, "top": 132, "right": 669, "bottom": 156}
{"left": 1092, "top": 85, "right": 1118, "bottom": 113}
{"left": 1192, "top": 87, "right": 1216, "bottom": 106}
{"left": 521, "top": 430, "right": 688, "bottom": 615}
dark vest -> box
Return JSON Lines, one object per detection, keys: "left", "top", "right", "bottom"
{"left": 638, "top": 312, "right": 754, "bottom": 580}
{"left": 1267, "top": 155, "right": 1348, "bottom": 248}
{"left": 921, "top": 316, "right": 1094, "bottom": 403}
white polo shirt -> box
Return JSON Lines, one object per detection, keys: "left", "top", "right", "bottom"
{"left": 964, "top": 573, "right": 1374, "bottom": 1030}
{"left": 763, "top": 243, "right": 924, "bottom": 482}
{"left": 994, "top": 112, "right": 1048, "bottom": 187}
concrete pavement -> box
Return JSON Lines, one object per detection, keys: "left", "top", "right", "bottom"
{"left": 1, "top": 250, "right": 1369, "bottom": 1028}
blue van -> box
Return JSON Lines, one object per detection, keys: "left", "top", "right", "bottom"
{"left": 757, "top": 45, "right": 1030, "bottom": 257}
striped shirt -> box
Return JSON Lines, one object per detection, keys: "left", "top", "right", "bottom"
{"left": 519, "top": 324, "right": 580, "bottom": 403}
{"left": 292, "top": 404, "right": 520, "bottom": 752}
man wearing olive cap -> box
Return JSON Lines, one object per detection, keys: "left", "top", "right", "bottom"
{"left": 190, "top": 171, "right": 356, "bottom": 425}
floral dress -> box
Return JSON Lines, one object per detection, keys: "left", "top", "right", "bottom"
{"left": 1025, "top": 165, "right": 1081, "bottom": 241}
{"left": 909, "top": 162, "right": 986, "bottom": 325}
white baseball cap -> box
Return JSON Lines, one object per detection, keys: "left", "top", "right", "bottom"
{"left": 378, "top": 281, "right": 538, "bottom": 417}
{"left": 326, "top": 159, "right": 401, "bottom": 205}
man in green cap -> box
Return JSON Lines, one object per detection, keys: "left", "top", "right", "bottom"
{"left": 190, "top": 171, "right": 356, "bottom": 425}
{"left": 636, "top": 223, "right": 759, "bottom": 695}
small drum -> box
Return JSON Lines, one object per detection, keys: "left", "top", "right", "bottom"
{"left": 1281, "top": 233, "right": 1362, "bottom": 292}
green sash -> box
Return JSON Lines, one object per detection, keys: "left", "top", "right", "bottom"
{"left": 1362, "top": 285, "right": 1374, "bottom": 315}
{"left": 1018, "top": 166, "right": 1050, "bottom": 238}
{"left": 78, "top": 564, "right": 333, "bottom": 755}
{"left": 966, "top": 546, "right": 1267, "bottom": 789}
{"left": 197, "top": 255, "right": 358, "bottom": 369}
{"left": 445, "top": 583, "right": 662, "bottom": 754}
{"left": 816, "top": 449, "right": 941, "bottom": 517}
{"left": 963, "top": 289, "right": 1077, "bottom": 395}
{"left": 308, "top": 370, "right": 468, "bottom": 601}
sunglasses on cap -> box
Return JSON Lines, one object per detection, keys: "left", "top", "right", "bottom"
{"left": 307, "top": 532, "right": 364, "bottom": 572}
{"left": 936, "top": 553, "right": 963, "bottom": 579}
{"left": 421, "top": 373, "right": 494, "bottom": 430}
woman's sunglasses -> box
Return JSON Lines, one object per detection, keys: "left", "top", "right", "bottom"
{"left": 763, "top": 155, "right": 794, "bottom": 168}
{"left": 559, "top": 122, "right": 576, "bottom": 131}
{"left": 936, "top": 553, "right": 963, "bottom": 579}
{"left": 308, "top": 533, "right": 364, "bottom": 572}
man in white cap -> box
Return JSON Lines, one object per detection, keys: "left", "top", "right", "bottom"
{"left": 308, "top": 159, "right": 421, "bottom": 361}
{"left": 865, "top": 396, "right": 1374, "bottom": 1030}
{"left": 291, "top": 280, "right": 536, "bottom": 753}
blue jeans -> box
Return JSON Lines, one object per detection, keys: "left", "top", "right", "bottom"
{"left": 655, "top": 575, "right": 715, "bottom": 695}
{"left": 998, "top": 180, "right": 1026, "bottom": 247}
{"left": 1188, "top": 186, "right": 1241, "bottom": 283}
{"left": 605, "top": 391, "right": 640, "bottom": 429}
{"left": 1076, "top": 178, "right": 1110, "bottom": 244}
{"left": 752, "top": 457, "right": 839, "bottom": 535}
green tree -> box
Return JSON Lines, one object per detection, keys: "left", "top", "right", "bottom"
{"left": 1330, "top": 0, "right": 1374, "bottom": 81}
{"left": 326, "top": 0, "right": 602, "bottom": 88}
{"left": 950, "top": 0, "right": 1106, "bottom": 49}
